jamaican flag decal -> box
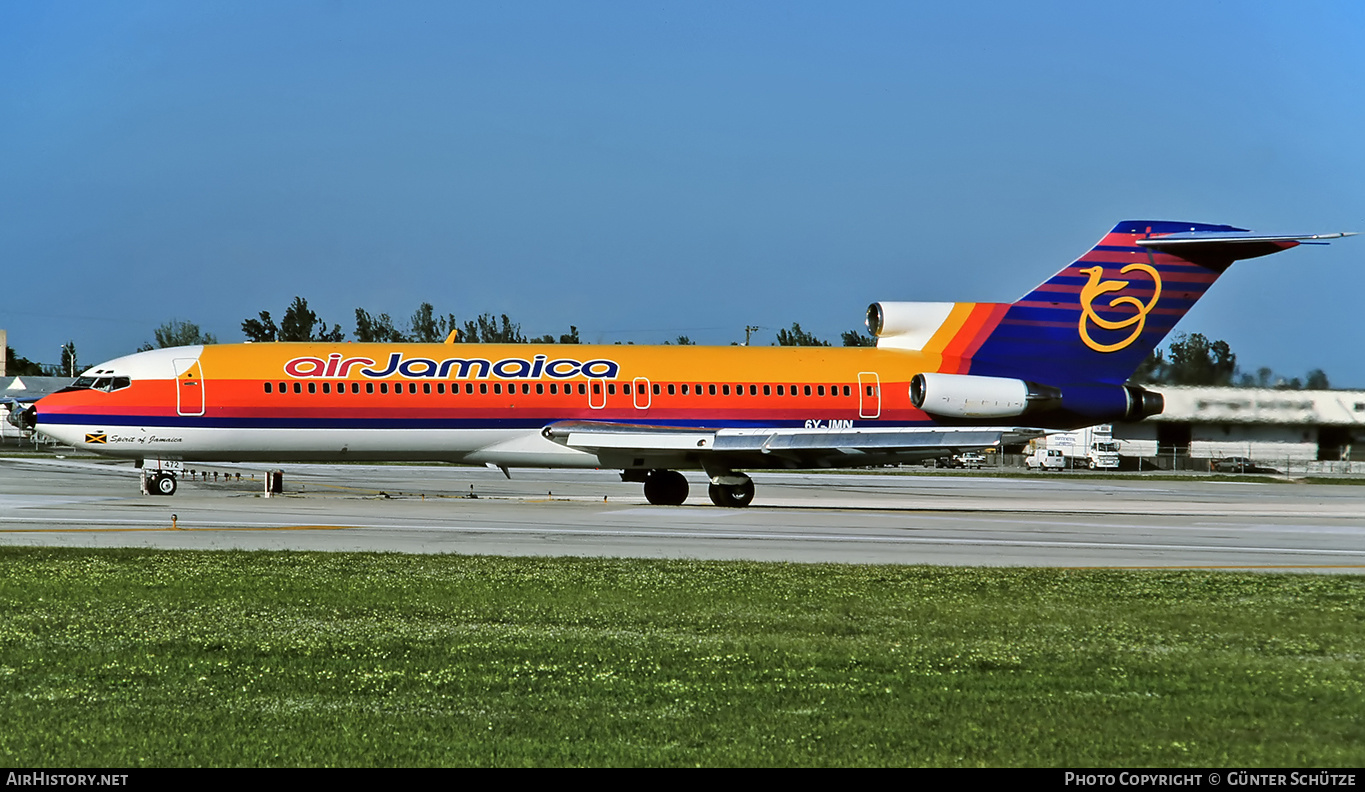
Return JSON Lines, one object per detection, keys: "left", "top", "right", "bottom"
{"left": 85, "top": 432, "right": 107, "bottom": 445}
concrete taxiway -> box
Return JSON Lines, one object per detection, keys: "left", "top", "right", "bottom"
{"left": 2, "top": 456, "right": 1364, "bottom": 571}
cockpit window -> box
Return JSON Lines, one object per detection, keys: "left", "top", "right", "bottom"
{"left": 59, "top": 375, "right": 132, "bottom": 394}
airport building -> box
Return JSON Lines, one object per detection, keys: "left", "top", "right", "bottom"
{"left": 1111, "top": 385, "right": 1365, "bottom": 474}
{"left": 0, "top": 376, "right": 73, "bottom": 445}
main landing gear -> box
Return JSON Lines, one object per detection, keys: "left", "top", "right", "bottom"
{"left": 635, "top": 469, "right": 756, "bottom": 507}
{"left": 642, "top": 470, "right": 689, "bottom": 506}
{"left": 707, "top": 478, "right": 754, "bottom": 508}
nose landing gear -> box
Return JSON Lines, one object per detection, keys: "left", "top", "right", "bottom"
{"left": 144, "top": 471, "right": 178, "bottom": 496}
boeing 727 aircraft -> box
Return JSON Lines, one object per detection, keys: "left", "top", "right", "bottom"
{"left": 22, "top": 221, "right": 1352, "bottom": 506}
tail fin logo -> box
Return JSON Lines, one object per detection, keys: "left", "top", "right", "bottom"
{"left": 1078, "top": 264, "right": 1162, "bottom": 353}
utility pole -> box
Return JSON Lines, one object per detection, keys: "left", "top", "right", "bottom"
{"left": 60, "top": 342, "right": 76, "bottom": 377}
{"left": 743, "top": 325, "right": 760, "bottom": 346}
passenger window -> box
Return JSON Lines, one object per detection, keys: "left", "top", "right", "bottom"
{"left": 749, "top": 385, "right": 757, "bottom": 396}
{"left": 653, "top": 383, "right": 660, "bottom": 395}
{"left": 522, "top": 383, "right": 530, "bottom": 395}
{"left": 366, "top": 383, "right": 374, "bottom": 394}
{"left": 380, "top": 383, "right": 388, "bottom": 394}
{"left": 424, "top": 383, "right": 431, "bottom": 394}
{"left": 480, "top": 383, "right": 488, "bottom": 394}
{"left": 607, "top": 383, "right": 615, "bottom": 395}
{"left": 776, "top": 385, "right": 784, "bottom": 396}
{"left": 667, "top": 384, "right": 675, "bottom": 395}
{"left": 804, "top": 385, "right": 811, "bottom": 396}
{"left": 494, "top": 384, "right": 502, "bottom": 395}
{"left": 308, "top": 383, "right": 317, "bottom": 394}
{"left": 709, "top": 384, "right": 716, "bottom": 395}
{"left": 763, "top": 385, "right": 771, "bottom": 396}
{"left": 536, "top": 383, "right": 544, "bottom": 395}
{"left": 294, "top": 382, "right": 302, "bottom": 394}
{"left": 681, "top": 384, "right": 689, "bottom": 395}
{"left": 437, "top": 383, "right": 445, "bottom": 394}
{"left": 818, "top": 385, "right": 825, "bottom": 396}
{"left": 264, "top": 382, "right": 272, "bottom": 393}
{"left": 723, "top": 384, "right": 730, "bottom": 396}
{"left": 578, "top": 383, "right": 586, "bottom": 395}
{"left": 322, "top": 383, "right": 330, "bottom": 394}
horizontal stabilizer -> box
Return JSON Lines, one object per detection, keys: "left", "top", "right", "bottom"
{"left": 1137, "top": 230, "right": 1355, "bottom": 263}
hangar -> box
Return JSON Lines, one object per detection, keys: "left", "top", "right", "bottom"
{"left": 1112, "top": 386, "right": 1365, "bottom": 474}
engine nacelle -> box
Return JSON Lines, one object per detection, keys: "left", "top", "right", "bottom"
{"left": 910, "top": 373, "right": 1062, "bottom": 419}
{"left": 866, "top": 301, "right": 961, "bottom": 350}
{"left": 910, "top": 373, "right": 1165, "bottom": 422}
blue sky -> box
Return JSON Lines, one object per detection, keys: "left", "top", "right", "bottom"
{"left": 3, "top": 1, "right": 1362, "bottom": 383}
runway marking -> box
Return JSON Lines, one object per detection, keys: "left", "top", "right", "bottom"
{"left": 3, "top": 520, "right": 1363, "bottom": 557}
{"left": 0, "top": 525, "right": 351, "bottom": 533}
{"left": 1062, "top": 564, "right": 1365, "bottom": 570}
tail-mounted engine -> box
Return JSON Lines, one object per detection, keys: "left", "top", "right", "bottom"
{"left": 909, "top": 372, "right": 1163, "bottom": 422}
{"left": 910, "top": 373, "right": 1061, "bottom": 419}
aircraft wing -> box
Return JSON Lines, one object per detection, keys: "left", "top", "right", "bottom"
{"left": 542, "top": 420, "right": 1042, "bottom": 468}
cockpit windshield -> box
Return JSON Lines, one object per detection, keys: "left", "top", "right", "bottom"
{"left": 60, "top": 375, "right": 132, "bottom": 394}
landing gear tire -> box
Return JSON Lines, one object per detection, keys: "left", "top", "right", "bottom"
{"left": 708, "top": 479, "right": 755, "bottom": 508}
{"left": 643, "top": 470, "right": 689, "bottom": 505}
{"left": 149, "top": 473, "right": 177, "bottom": 496}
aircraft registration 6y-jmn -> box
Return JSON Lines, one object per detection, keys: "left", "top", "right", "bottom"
{"left": 24, "top": 221, "right": 1353, "bottom": 506}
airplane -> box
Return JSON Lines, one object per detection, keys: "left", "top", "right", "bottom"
{"left": 18, "top": 221, "right": 1352, "bottom": 505}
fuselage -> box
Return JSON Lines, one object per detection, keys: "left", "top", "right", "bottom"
{"left": 36, "top": 341, "right": 982, "bottom": 468}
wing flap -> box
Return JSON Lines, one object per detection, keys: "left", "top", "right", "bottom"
{"left": 544, "top": 420, "right": 1041, "bottom": 463}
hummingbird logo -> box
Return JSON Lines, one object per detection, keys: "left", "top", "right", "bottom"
{"left": 1078, "top": 263, "right": 1162, "bottom": 353}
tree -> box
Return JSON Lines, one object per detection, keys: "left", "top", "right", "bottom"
{"left": 5, "top": 347, "right": 45, "bottom": 376}
{"left": 1164, "top": 333, "right": 1236, "bottom": 386}
{"left": 841, "top": 329, "right": 875, "bottom": 347}
{"left": 408, "top": 303, "right": 459, "bottom": 343}
{"left": 774, "top": 323, "right": 829, "bottom": 347}
{"left": 354, "top": 309, "right": 408, "bottom": 343}
{"left": 244, "top": 298, "right": 344, "bottom": 342}
{"left": 528, "top": 326, "right": 582, "bottom": 344}
{"left": 1306, "top": 369, "right": 1331, "bottom": 390}
{"left": 1130, "top": 349, "right": 1166, "bottom": 384}
{"left": 241, "top": 311, "right": 278, "bottom": 342}
{"left": 280, "top": 297, "right": 344, "bottom": 342}
{"left": 459, "top": 313, "right": 526, "bottom": 344}
{"left": 139, "top": 319, "right": 217, "bottom": 351}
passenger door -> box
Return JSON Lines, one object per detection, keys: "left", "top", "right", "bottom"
{"left": 175, "top": 359, "right": 205, "bottom": 416}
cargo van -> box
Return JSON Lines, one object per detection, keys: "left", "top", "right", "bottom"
{"left": 1026, "top": 448, "right": 1066, "bottom": 471}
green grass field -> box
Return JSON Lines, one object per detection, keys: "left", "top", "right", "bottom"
{"left": 1, "top": 548, "right": 1361, "bottom": 766}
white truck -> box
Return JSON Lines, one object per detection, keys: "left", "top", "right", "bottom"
{"left": 1043, "top": 425, "right": 1121, "bottom": 470}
